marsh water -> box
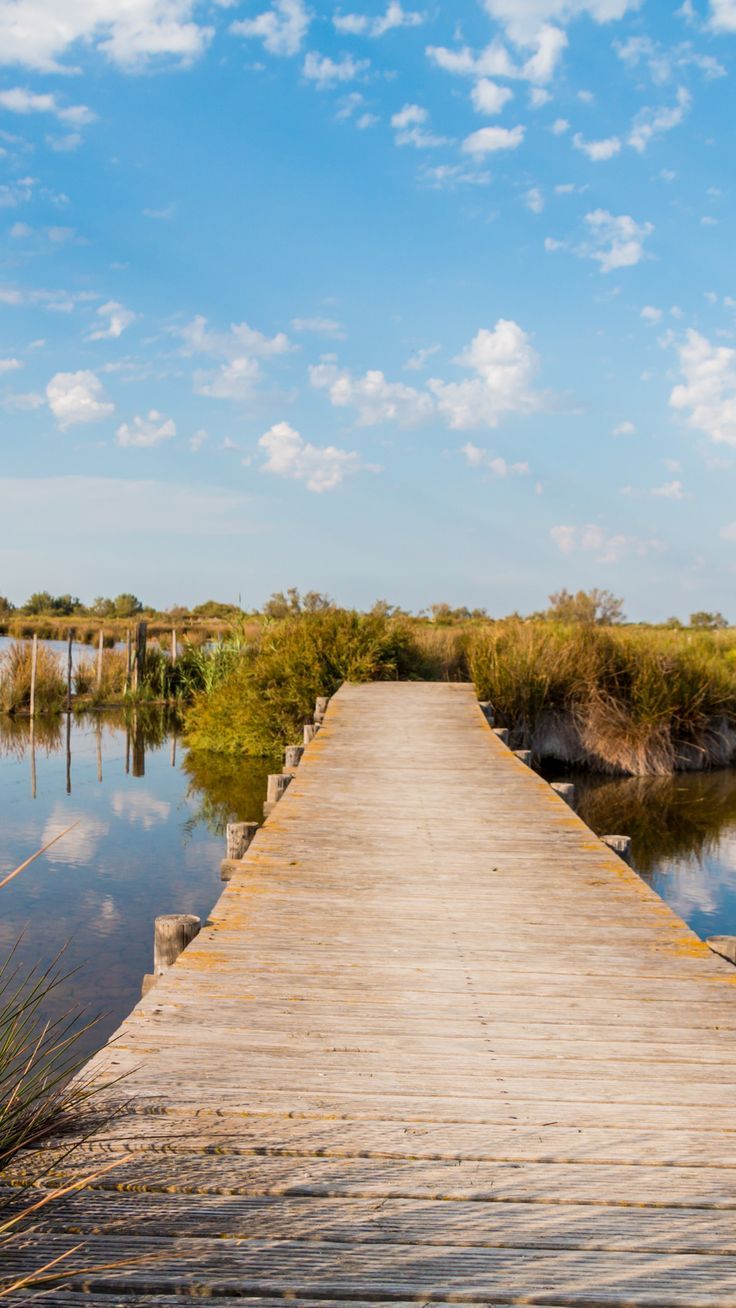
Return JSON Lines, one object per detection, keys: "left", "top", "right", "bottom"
{"left": 4, "top": 699, "right": 736, "bottom": 1061}
{"left": 0, "top": 709, "right": 273, "bottom": 1057}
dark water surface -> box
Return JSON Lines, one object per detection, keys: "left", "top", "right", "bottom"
{"left": 0, "top": 711, "right": 272, "bottom": 1057}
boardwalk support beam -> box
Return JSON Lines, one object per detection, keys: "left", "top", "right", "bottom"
{"left": 551, "top": 781, "right": 576, "bottom": 810}
{"left": 226, "top": 821, "right": 259, "bottom": 861}
{"left": 602, "top": 834, "right": 633, "bottom": 866}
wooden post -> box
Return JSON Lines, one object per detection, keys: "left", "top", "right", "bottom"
{"left": 153, "top": 914, "right": 200, "bottom": 975}
{"left": 284, "top": 745, "right": 304, "bottom": 769}
{"left": 171, "top": 628, "right": 178, "bottom": 667}
{"left": 551, "top": 781, "right": 576, "bottom": 810}
{"left": 66, "top": 629, "right": 73, "bottom": 712}
{"left": 29, "top": 633, "right": 38, "bottom": 719}
{"left": 492, "top": 727, "right": 509, "bottom": 745}
{"left": 226, "top": 821, "right": 259, "bottom": 860}
{"left": 601, "top": 834, "right": 632, "bottom": 866}
{"left": 479, "top": 701, "right": 494, "bottom": 724}
{"left": 264, "top": 772, "right": 292, "bottom": 816}
{"left": 303, "top": 723, "right": 319, "bottom": 744}
{"left": 133, "top": 621, "right": 147, "bottom": 694}
{"left": 132, "top": 710, "right": 145, "bottom": 777}
{"left": 125, "top": 628, "right": 132, "bottom": 694}
{"left": 96, "top": 716, "right": 102, "bottom": 784}
{"left": 514, "top": 749, "right": 532, "bottom": 767}
{"left": 65, "top": 708, "right": 71, "bottom": 796}
{"left": 314, "top": 696, "right": 329, "bottom": 724}
{"left": 96, "top": 629, "right": 104, "bottom": 691}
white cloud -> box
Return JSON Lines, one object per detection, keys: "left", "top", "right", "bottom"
{"left": 195, "top": 356, "right": 262, "bottom": 401}
{"left": 550, "top": 522, "right": 664, "bottom": 564}
{"left": 641, "top": 304, "right": 662, "bottom": 323}
{"left": 427, "top": 25, "right": 566, "bottom": 87}
{"left": 258, "top": 420, "right": 375, "bottom": 491}
{"left": 403, "top": 343, "right": 440, "bottom": 371}
{"left": 418, "top": 163, "right": 492, "bottom": 189}
{"left": 462, "top": 442, "right": 530, "bottom": 476}
{"left": 470, "top": 78, "right": 514, "bottom": 114}
{"left": 529, "top": 86, "right": 551, "bottom": 106}
{"left": 551, "top": 117, "right": 569, "bottom": 133}
{"left": 291, "top": 315, "right": 346, "bottom": 338}
{"left": 230, "top": 0, "right": 309, "bottom": 56}
{"left": 180, "top": 314, "right": 291, "bottom": 359}
{"left": 391, "top": 103, "right": 448, "bottom": 148}
{"left": 116, "top": 409, "right": 176, "bottom": 448}
{"left": 480, "top": 0, "right": 640, "bottom": 45}
{"left": 143, "top": 202, "right": 175, "bottom": 220}
{"left": 0, "top": 0, "right": 213, "bottom": 72}
{"left": 334, "top": 3, "right": 424, "bottom": 37}
{"left": 303, "top": 51, "right": 369, "bottom": 87}
{"left": 670, "top": 330, "right": 736, "bottom": 446}
{"left": 525, "top": 186, "right": 544, "bottom": 213}
{"left": 628, "top": 86, "right": 690, "bottom": 153}
{"left": 87, "top": 300, "right": 136, "bottom": 341}
{"left": 0, "top": 357, "right": 22, "bottom": 373}
{"left": 616, "top": 34, "right": 725, "bottom": 83}
{"left": 652, "top": 479, "right": 687, "bottom": 499}
{"left": 461, "top": 124, "right": 524, "bottom": 155}
{"left": 428, "top": 319, "right": 546, "bottom": 429}
{"left": 46, "top": 370, "right": 114, "bottom": 430}
{"left": 580, "top": 209, "right": 653, "bottom": 273}
{"left": 709, "top": 0, "right": 736, "bottom": 33}
{"left": 612, "top": 420, "right": 636, "bottom": 435}
{"left": 310, "top": 359, "right": 434, "bottom": 426}
{"left": 47, "top": 132, "right": 83, "bottom": 152}
{"left": 0, "top": 87, "right": 95, "bottom": 124}
{"left": 573, "top": 131, "right": 621, "bottom": 161}
{"left": 189, "top": 428, "right": 208, "bottom": 452}
{"left": 111, "top": 789, "right": 171, "bottom": 828}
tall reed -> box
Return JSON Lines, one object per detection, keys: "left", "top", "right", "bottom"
{"left": 0, "top": 643, "right": 66, "bottom": 714}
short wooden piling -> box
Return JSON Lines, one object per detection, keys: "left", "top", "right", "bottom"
{"left": 153, "top": 914, "right": 201, "bottom": 975}
{"left": 66, "top": 629, "right": 73, "bottom": 712}
{"left": 707, "top": 936, "right": 736, "bottom": 966}
{"left": 493, "top": 727, "right": 509, "bottom": 745}
{"left": 226, "top": 821, "right": 258, "bottom": 860}
{"left": 551, "top": 781, "right": 576, "bottom": 810}
{"left": 602, "top": 834, "right": 633, "bottom": 866}
{"left": 284, "top": 745, "right": 304, "bottom": 769}
{"left": 514, "top": 749, "right": 533, "bottom": 766}
{"left": 171, "top": 628, "right": 178, "bottom": 667}
{"left": 304, "top": 723, "right": 319, "bottom": 744}
{"left": 479, "top": 701, "right": 494, "bottom": 724}
{"left": 132, "top": 621, "right": 147, "bottom": 693}
{"left": 264, "top": 772, "right": 292, "bottom": 816}
{"left": 314, "top": 696, "right": 329, "bottom": 724}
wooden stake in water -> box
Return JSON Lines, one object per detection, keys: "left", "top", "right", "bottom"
{"left": 125, "top": 629, "right": 132, "bottom": 694}
{"left": 66, "top": 630, "right": 73, "bottom": 713}
{"left": 29, "top": 633, "right": 38, "bottom": 719}
{"left": 96, "top": 628, "right": 104, "bottom": 691}
{"left": 171, "top": 628, "right": 177, "bottom": 667}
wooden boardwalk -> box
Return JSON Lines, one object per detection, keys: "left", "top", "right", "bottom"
{"left": 7, "top": 681, "right": 736, "bottom": 1305}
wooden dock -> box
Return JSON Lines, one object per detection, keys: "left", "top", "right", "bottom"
{"left": 7, "top": 681, "right": 736, "bottom": 1305}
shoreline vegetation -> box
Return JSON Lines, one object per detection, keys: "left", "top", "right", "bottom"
{"left": 2, "top": 588, "right": 736, "bottom": 776}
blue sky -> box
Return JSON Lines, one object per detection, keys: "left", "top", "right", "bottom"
{"left": 0, "top": 0, "right": 735, "bottom": 618}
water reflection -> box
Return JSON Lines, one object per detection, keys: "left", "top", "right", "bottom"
{"left": 575, "top": 769, "right": 736, "bottom": 940}
{"left": 0, "top": 710, "right": 270, "bottom": 1056}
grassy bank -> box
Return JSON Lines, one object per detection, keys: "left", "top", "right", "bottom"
{"left": 183, "top": 613, "right": 736, "bottom": 775}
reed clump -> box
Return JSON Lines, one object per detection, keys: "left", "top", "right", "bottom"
{"left": 185, "top": 609, "right": 431, "bottom": 755}
{"left": 468, "top": 622, "right": 736, "bottom": 774}
{"left": 0, "top": 643, "right": 66, "bottom": 715}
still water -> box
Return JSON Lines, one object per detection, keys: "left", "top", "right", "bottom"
{"left": 0, "top": 710, "right": 272, "bottom": 1057}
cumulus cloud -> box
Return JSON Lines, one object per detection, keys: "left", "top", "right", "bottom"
{"left": 195, "top": 356, "right": 262, "bottom": 401}
{"left": 462, "top": 124, "right": 524, "bottom": 155}
{"left": 580, "top": 209, "right": 653, "bottom": 272}
{"left": 550, "top": 522, "right": 664, "bottom": 564}
{"left": 180, "top": 314, "right": 291, "bottom": 359}
{"left": 391, "top": 103, "right": 448, "bottom": 148}
{"left": 0, "top": 0, "right": 213, "bottom": 72}
{"left": 628, "top": 86, "right": 691, "bottom": 153}
{"left": 573, "top": 131, "right": 621, "bottom": 161}
{"left": 334, "top": 2, "right": 424, "bottom": 37}
{"left": 310, "top": 359, "right": 434, "bottom": 426}
{"left": 428, "top": 319, "right": 546, "bottom": 429}
{"left": 480, "top": 0, "right": 639, "bottom": 45}
{"left": 652, "top": 479, "right": 688, "bottom": 499}
{"left": 87, "top": 300, "right": 136, "bottom": 341}
{"left": 641, "top": 305, "right": 662, "bottom": 323}
{"left": 470, "top": 78, "right": 514, "bottom": 114}
{"left": 709, "top": 0, "right": 736, "bottom": 33}
{"left": 461, "top": 442, "right": 530, "bottom": 477}
{"left": 258, "top": 420, "right": 376, "bottom": 491}
{"left": 612, "top": 420, "right": 636, "bottom": 436}
{"left": 116, "top": 409, "right": 176, "bottom": 448}
{"left": 670, "top": 330, "right": 736, "bottom": 446}
{"left": 46, "top": 370, "right": 114, "bottom": 430}
{"left": 525, "top": 186, "right": 544, "bottom": 213}
{"left": 0, "top": 357, "right": 22, "bottom": 373}
{"left": 0, "top": 87, "right": 95, "bottom": 124}
{"left": 230, "top": 0, "right": 309, "bottom": 56}
{"left": 428, "top": 26, "right": 566, "bottom": 86}
{"left": 303, "top": 51, "right": 369, "bottom": 87}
